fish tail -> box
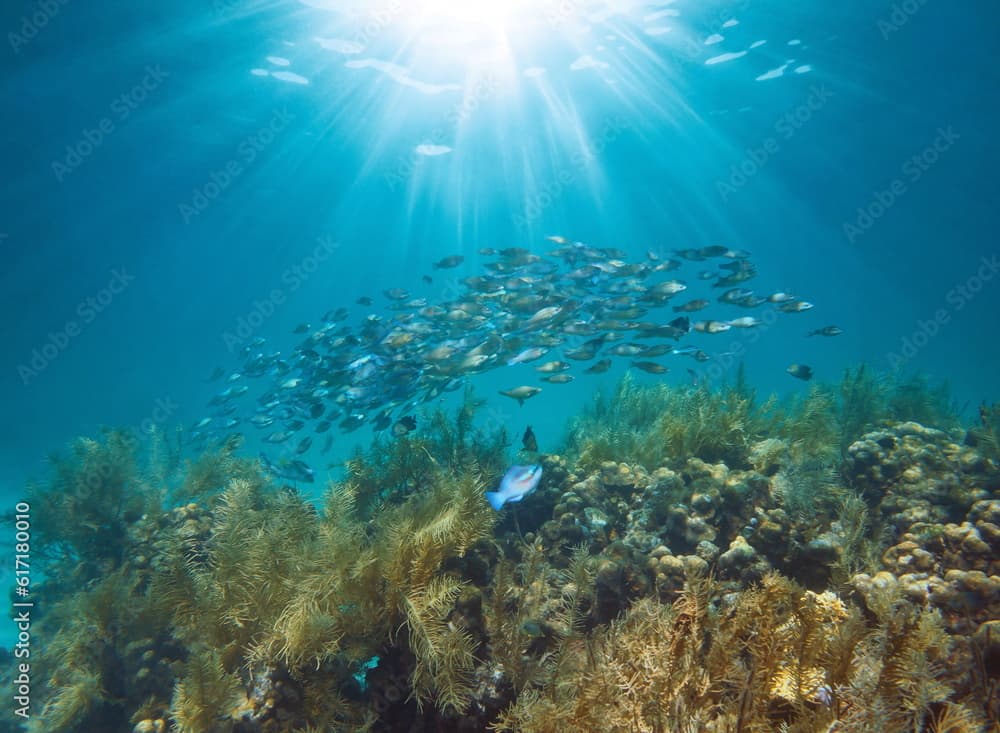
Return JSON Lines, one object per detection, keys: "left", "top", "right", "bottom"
{"left": 485, "top": 491, "right": 506, "bottom": 510}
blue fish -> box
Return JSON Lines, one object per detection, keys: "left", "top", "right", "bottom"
{"left": 486, "top": 464, "right": 543, "bottom": 510}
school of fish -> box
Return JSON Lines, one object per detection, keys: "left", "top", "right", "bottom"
{"left": 195, "top": 237, "right": 840, "bottom": 481}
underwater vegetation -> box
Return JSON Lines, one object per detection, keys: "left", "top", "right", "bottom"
{"left": 5, "top": 365, "right": 999, "bottom": 733}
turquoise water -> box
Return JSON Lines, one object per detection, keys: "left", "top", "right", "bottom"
{"left": 0, "top": 0, "right": 997, "bottom": 647}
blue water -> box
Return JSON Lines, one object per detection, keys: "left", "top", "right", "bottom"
{"left": 0, "top": 0, "right": 997, "bottom": 571}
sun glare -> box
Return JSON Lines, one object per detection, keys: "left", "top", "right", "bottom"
{"left": 407, "top": 0, "right": 533, "bottom": 30}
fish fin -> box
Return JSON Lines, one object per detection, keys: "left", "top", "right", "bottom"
{"left": 485, "top": 491, "right": 506, "bottom": 510}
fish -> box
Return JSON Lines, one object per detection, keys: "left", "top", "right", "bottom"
{"left": 392, "top": 415, "right": 417, "bottom": 437}
{"left": 692, "top": 320, "right": 732, "bottom": 334}
{"left": 585, "top": 359, "right": 612, "bottom": 374}
{"left": 541, "top": 373, "right": 574, "bottom": 384}
{"left": 198, "top": 236, "right": 817, "bottom": 447}
{"left": 507, "top": 347, "right": 548, "bottom": 365}
{"left": 607, "top": 343, "right": 645, "bottom": 357}
{"left": 535, "top": 360, "right": 570, "bottom": 373}
{"left": 808, "top": 325, "right": 843, "bottom": 337}
{"left": 767, "top": 292, "right": 796, "bottom": 303}
{"left": 787, "top": 364, "right": 814, "bottom": 381}
{"left": 779, "top": 300, "right": 814, "bottom": 313}
{"left": 499, "top": 386, "right": 542, "bottom": 405}
{"left": 207, "top": 366, "right": 226, "bottom": 381}
{"left": 630, "top": 361, "right": 669, "bottom": 374}
{"left": 718, "top": 288, "right": 755, "bottom": 305}
{"left": 673, "top": 299, "right": 710, "bottom": 313}
{"left": 522, "top": 425, "right": 538, "bottom": 452}
{"left": 726, "top": 317, "right": 762, "bottom": 328}
{"left": 260, "top": 453, "right": 315, "bottom": 483}
{"left": 422, "top": 275, "right": 433, "bottom": 284}
{"left": 485, "top": 464, "right": 543, "bottom": 510}
{"left": 433, "top": 255, "right": 465, "bottom": 269}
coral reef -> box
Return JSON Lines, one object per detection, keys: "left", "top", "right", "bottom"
{"left": 6, "top": 367, "right": 999, "bottom": 733}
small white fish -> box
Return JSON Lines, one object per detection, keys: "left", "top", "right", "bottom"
{"left": 507, "top": 347, "right": 548, "bottom": 365}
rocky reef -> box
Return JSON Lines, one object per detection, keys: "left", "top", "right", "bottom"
{"left": 4, "top": 374, "right": 999, "bottom": 732}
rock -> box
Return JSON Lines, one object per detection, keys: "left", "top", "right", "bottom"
{"left": 682, "top": 554, "right": 708, "bottom": 575}
{"left": 132, "top": 721, "right": 165, "bottom": 733}
{"left": 718, "top": 536, "right": 757, "bottom": 575}
{"left": 683, "top": 516, "right": 716, "bottom": 546}
{"left": 694, "top": 540, "right": 719, "bottom": 563}
{"left": 974, "top": 620, "right": 1000, "bottom": 676}
{"left": 583, "top": 507, "right": 609, "bottom": 530}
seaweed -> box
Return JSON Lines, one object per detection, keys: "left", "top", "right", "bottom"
{"left": 343, "top": 386, "right": 509, "bottom": 517}
{"left": 968, "top": 401, "right": 1000, "bottom": 463}
{"left": 492, "top": 573, "right": 985, "bottom": 733}
{"left": 26, "top": 429, "right": 158, "bottom": 574}
{"left": 168, "top": 649, "right": 243, "bottom": 733}
{"left": 19, "top": 364, "right": 993, "bottom": 733}
{"left": 566, "top": 370, "right": 769, "bottom": 472}
{"left": 828, "top": 492, "right": 887, "bottom": 588}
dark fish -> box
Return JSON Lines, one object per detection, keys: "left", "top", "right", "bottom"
{"left": 522, "top": 425, "right": 538, "bottom": 452}
{"left": 260, "top": 453, "right": 315, "bottom": 483}
{"left": 392, "top": 415, "right": 417, "bottom": 437}
{"left": 356, "top": 296, "right": 373, "bottom": 306}
{"left": 422, "top": 274, "right": 433, "bottom": 284}
{"left": 325, "top": 307, "right": 349, "bottom": 321}
{"left": 293, "top": 323, "right": 311, "bottom": 334}
{"left": 787, "top": 364, "right": 813, "bottom": 381}
{"left": 675, "top": 248, "right": 706, "bottom": 261}
{"left": 315, "top": 420, "right": 332, "bottom": 433}
{"left": 433, "top": 255, "right": 465, "bottom": 269}
{"left": 718, "top": 288, "right": 755, "bottom": 305}
{"left": 207, "top": 366, "right": 226, "bottom": 381}
{"left": 340, "top": 413, "right": 366, "bottom": 432}
{"left": 808, "top": 325, "right": 843, "bottom": 337}
{"left": 296, "top": 436, "right": 312, "bottom": 454}
{"left": 585, "top": 359, "right": 612, "bottom": 374}
{"left": 698, "top": 245, "right": 730, "bottom": 258}
{"left": 372, "top": 409, "right": 393, "bottom": 431}
{"left": 630, "top": 361, "right": 669, "bottom": 374}
{"left": 639, "top": 344, "right": 673, "bottom": 357}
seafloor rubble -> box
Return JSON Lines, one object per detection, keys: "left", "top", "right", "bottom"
{"left": 4, "top": 372, "right": 1000, "bottom": 733}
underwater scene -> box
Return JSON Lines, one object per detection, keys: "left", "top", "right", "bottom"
{"left": 2, "top": 0, "right": 999, "bottom": 731}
